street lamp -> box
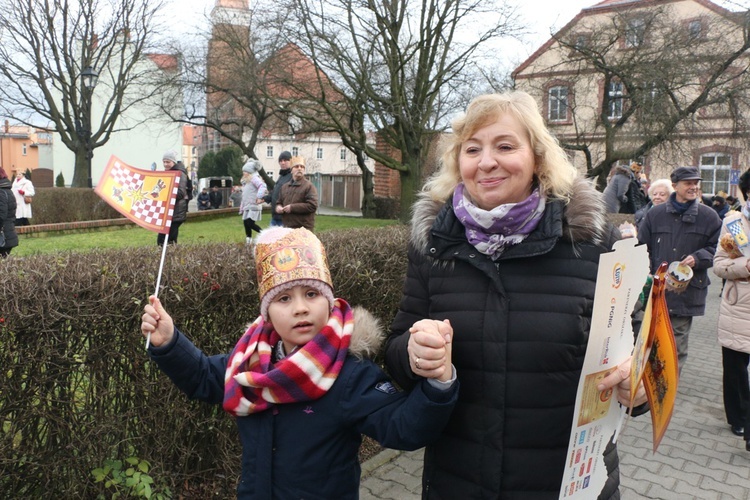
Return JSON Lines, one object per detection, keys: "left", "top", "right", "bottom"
{"left": 81, "top": 66, "right": 98, "bottom": 188}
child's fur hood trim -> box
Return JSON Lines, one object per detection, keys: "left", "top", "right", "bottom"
{"left": 410, "top": 176, "right": 608, "bottom": 252}
{"left": 349, "top": 306, "right": 384, "bottom": 360}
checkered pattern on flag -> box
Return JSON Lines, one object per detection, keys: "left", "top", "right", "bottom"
{"left": 726, "top": 218, "right": 749, "bottom": 252}
{"left": 94, "top": 155, "right": 180, "bottom": 234}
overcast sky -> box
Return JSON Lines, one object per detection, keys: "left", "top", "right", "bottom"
{"left": 167, "top": 0, "right": 749, "bottom": 76}
{"left": 170, "top": 0, "right": 596, "bottom": 73}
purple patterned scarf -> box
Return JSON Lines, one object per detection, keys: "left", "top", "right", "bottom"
{"left": 452, "top": 183, "right": 546, "bottom": 260}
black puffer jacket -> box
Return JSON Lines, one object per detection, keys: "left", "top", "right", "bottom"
{"left": 0, "top": 178, "right": 18, "bottom": 250}
{"left": 385, "top": 178, "right": 621, "bottom": 499}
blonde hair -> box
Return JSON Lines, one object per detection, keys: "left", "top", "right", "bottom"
{"left": 422, "top": 91, "right": 577, "bottom": 202}
{"left": 647, "top": 178, "right": 673, "bottom": 198}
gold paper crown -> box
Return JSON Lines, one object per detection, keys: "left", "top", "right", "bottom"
{"left": 290, "top": 156, "right": 305, "bottom": 167}
{"left": 255, "top": 228, "right": 332, "bottom": 301}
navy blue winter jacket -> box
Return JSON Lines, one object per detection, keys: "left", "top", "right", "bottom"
{"left": 149, "top": 309, "right": 458, "bottom": 499}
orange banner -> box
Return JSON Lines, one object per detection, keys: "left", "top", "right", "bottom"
{"left": 629, "top": 262, "right": 679, "bottom": 452}
{"left": 94, "top": 155, "right": 180, "bottom": 234}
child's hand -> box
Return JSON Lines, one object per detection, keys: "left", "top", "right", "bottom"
{"left": 141, "top": 295, "right": 174, "bottom": 348}
{"left": 408, "top": 319, "right": 453, "bottom": 382}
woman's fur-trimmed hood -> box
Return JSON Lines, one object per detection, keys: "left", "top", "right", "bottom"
{"left": 410, "top": 176, "right": 609, "bottom": 252}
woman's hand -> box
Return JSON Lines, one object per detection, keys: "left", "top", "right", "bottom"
{"left": 597, "top": 356, "right": 647, "bottom": 407}
{"left": 141, "top": 296, "right": 174, "bottom": 348}
{"left": 407, "top": 319, "right": 452, "bottom": 382}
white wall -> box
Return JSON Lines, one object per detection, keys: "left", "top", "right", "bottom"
{"left": 51, "top": 58, "right": 182, "bottom": 186}
{"left": 252, "top": 133, "right": 375, "bottom": 179}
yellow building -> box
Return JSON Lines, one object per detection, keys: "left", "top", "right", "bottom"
{"left": 0, "top": 122, "right": 53, "bottom": 186}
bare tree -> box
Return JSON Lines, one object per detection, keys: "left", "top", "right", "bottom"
{"left": 514, "top": 3, "right": 750, "bottom": 188}
{"left": 282, "top": 0, "right": 522, "bottom": 222}
{"left": 0, "top": 0, "right": 169, "bottom": 187}
{"left": 156, "top": 5, "right": 293, "bottom": 188}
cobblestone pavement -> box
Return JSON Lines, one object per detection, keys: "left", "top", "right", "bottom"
{"left": 360, "top": 276, "right": 750, "bottom": 499}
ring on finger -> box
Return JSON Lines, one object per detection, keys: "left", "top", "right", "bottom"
{"left": 415, "top": 357, "right": 421, "bottom": 370}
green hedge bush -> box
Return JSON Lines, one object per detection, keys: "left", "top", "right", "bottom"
{"left": 28, "top": 188, "right": 123, "bottom": 225}
{"left": 0, "top": 226, "right": 410, "bottom": 497}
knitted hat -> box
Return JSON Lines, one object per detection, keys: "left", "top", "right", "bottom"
{"left": 254, "top": 227, "right": 334, "bottom": 320}
{"left": 278, "top": 151, "right": 292, "bottom": 162}
{"left": 290, "top": 156, "right": 305, "bottom": 168}
{"left": 242, "top": 159, "right": 261, "bottom": 174}
{"left": 163, "top": 150, "right": 178, "bottom": 163}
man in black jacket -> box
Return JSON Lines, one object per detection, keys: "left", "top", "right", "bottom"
{"left": 638, "top": 166, "right": 721, "bottom": 372}
{"left": 265, "top": 151, "right": 293, "bottom": 227}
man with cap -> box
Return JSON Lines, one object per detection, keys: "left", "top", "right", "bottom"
{"left": 276, "top": 156, "right": 318, "bottom": 231}
{"left": 264, "top": 151, "right": 293, "bottom": 227}
{"left": 158, "top": 150, "right": 188, "bottom": 246}
{"left": 638, "top": 166, "right": 722, "bottom": 372}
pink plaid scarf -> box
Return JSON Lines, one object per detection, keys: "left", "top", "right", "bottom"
{"left": 223, "top": 298, "right": 353, "bottom": 416}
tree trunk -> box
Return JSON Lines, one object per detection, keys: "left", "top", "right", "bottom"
{"left": 398, "top": 161, "right": 422, "bottom": 224}
{"left": 71, "top": 149, "right": 91, "bottom": 188}
{"left": 360, "top": 167, "right": 377, "bottom": 218}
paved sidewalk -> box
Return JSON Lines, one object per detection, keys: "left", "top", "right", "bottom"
{"left": 360, "top": 277, "right": 750, "bottom": 499}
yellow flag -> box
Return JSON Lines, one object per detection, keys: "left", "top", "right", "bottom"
{"left": 94, "top": 155, "right": 180, "bottom": 234}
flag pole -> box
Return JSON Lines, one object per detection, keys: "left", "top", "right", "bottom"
{"left": 146, "top": 238, "right": 170, "bottom": 350}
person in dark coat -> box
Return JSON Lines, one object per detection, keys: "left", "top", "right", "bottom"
{"left": 140, "top": 227, "right": 458, "bottom": 499}
{"left": 726, "top": 195, "right": 742, "bottom": 212}
{"left": 0, "top": 167, "right": 19, "bottom": 257}
{"left": 208, "top": 186, "right": 223, "bottom": 209}
{"left": 157, "top": 150, "right": 188, "bottom": 246}
{"left": 713, "top": 195, "right": 729, "bottom": 219}
{"left": 385, "top": 91, "right": 646, "bottom": 499}
{"left": 264, "top": 151, "right": 293, "bottom": 227}
{"left": 638, "top": 166, "right": 722, "bottom": 372}
{"left": 196, "top": 188, "right": 210, "bottom": 210}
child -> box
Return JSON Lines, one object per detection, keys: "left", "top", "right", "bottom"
{"left": 141, "top": 227, "right": 457, "bottom": 498}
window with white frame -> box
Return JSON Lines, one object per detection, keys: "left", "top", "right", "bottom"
{"left": 292, "top": 147, "right": 299, "bottom": 156}
{"left": 608, "top": 81, "right": 624, "bottom": 119}
{"left": 266, "top": 146, "right": 274, "bottom": 158}
{"left": 316, "top": 147, "right": 323, "bottom": 160}
{"left": 548, "top": 86, "right": 569, "bottom": 122}
{"left": 340, "top": 148, "right": 347, "bottom": 161}
{"left": 625, "top": 18, "right": 646, "bottom": 47}
{"left": 699, "top": 153, "right": 731, "bottom": 195}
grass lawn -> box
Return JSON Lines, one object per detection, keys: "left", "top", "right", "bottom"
{"left": 14, "top": 213, "right": 398, "bottom": 256}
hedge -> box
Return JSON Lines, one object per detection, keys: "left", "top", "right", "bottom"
{"left": 0, "top": 226, "right": 410, "bottom": 497}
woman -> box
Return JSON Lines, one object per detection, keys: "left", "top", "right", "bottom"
{"left": 634, "top": 178, "right": 673, "bottom": 227}
{"left": 11, "top": 170, "right": 34, "bottom": 226}
{"left": 385, "top": 91, "right": 646, "bottom": 498}
{"left": 602, "top": 164, "right": 632, "bottom": 213}
{"left": 713, "top": 169, "right": 750, "bottom": 451}
{"left": 0, "top": 167, "right": 19, "bottom": 257}
{"left": 239, "top": 160, "right": 267, "bottom": 244}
